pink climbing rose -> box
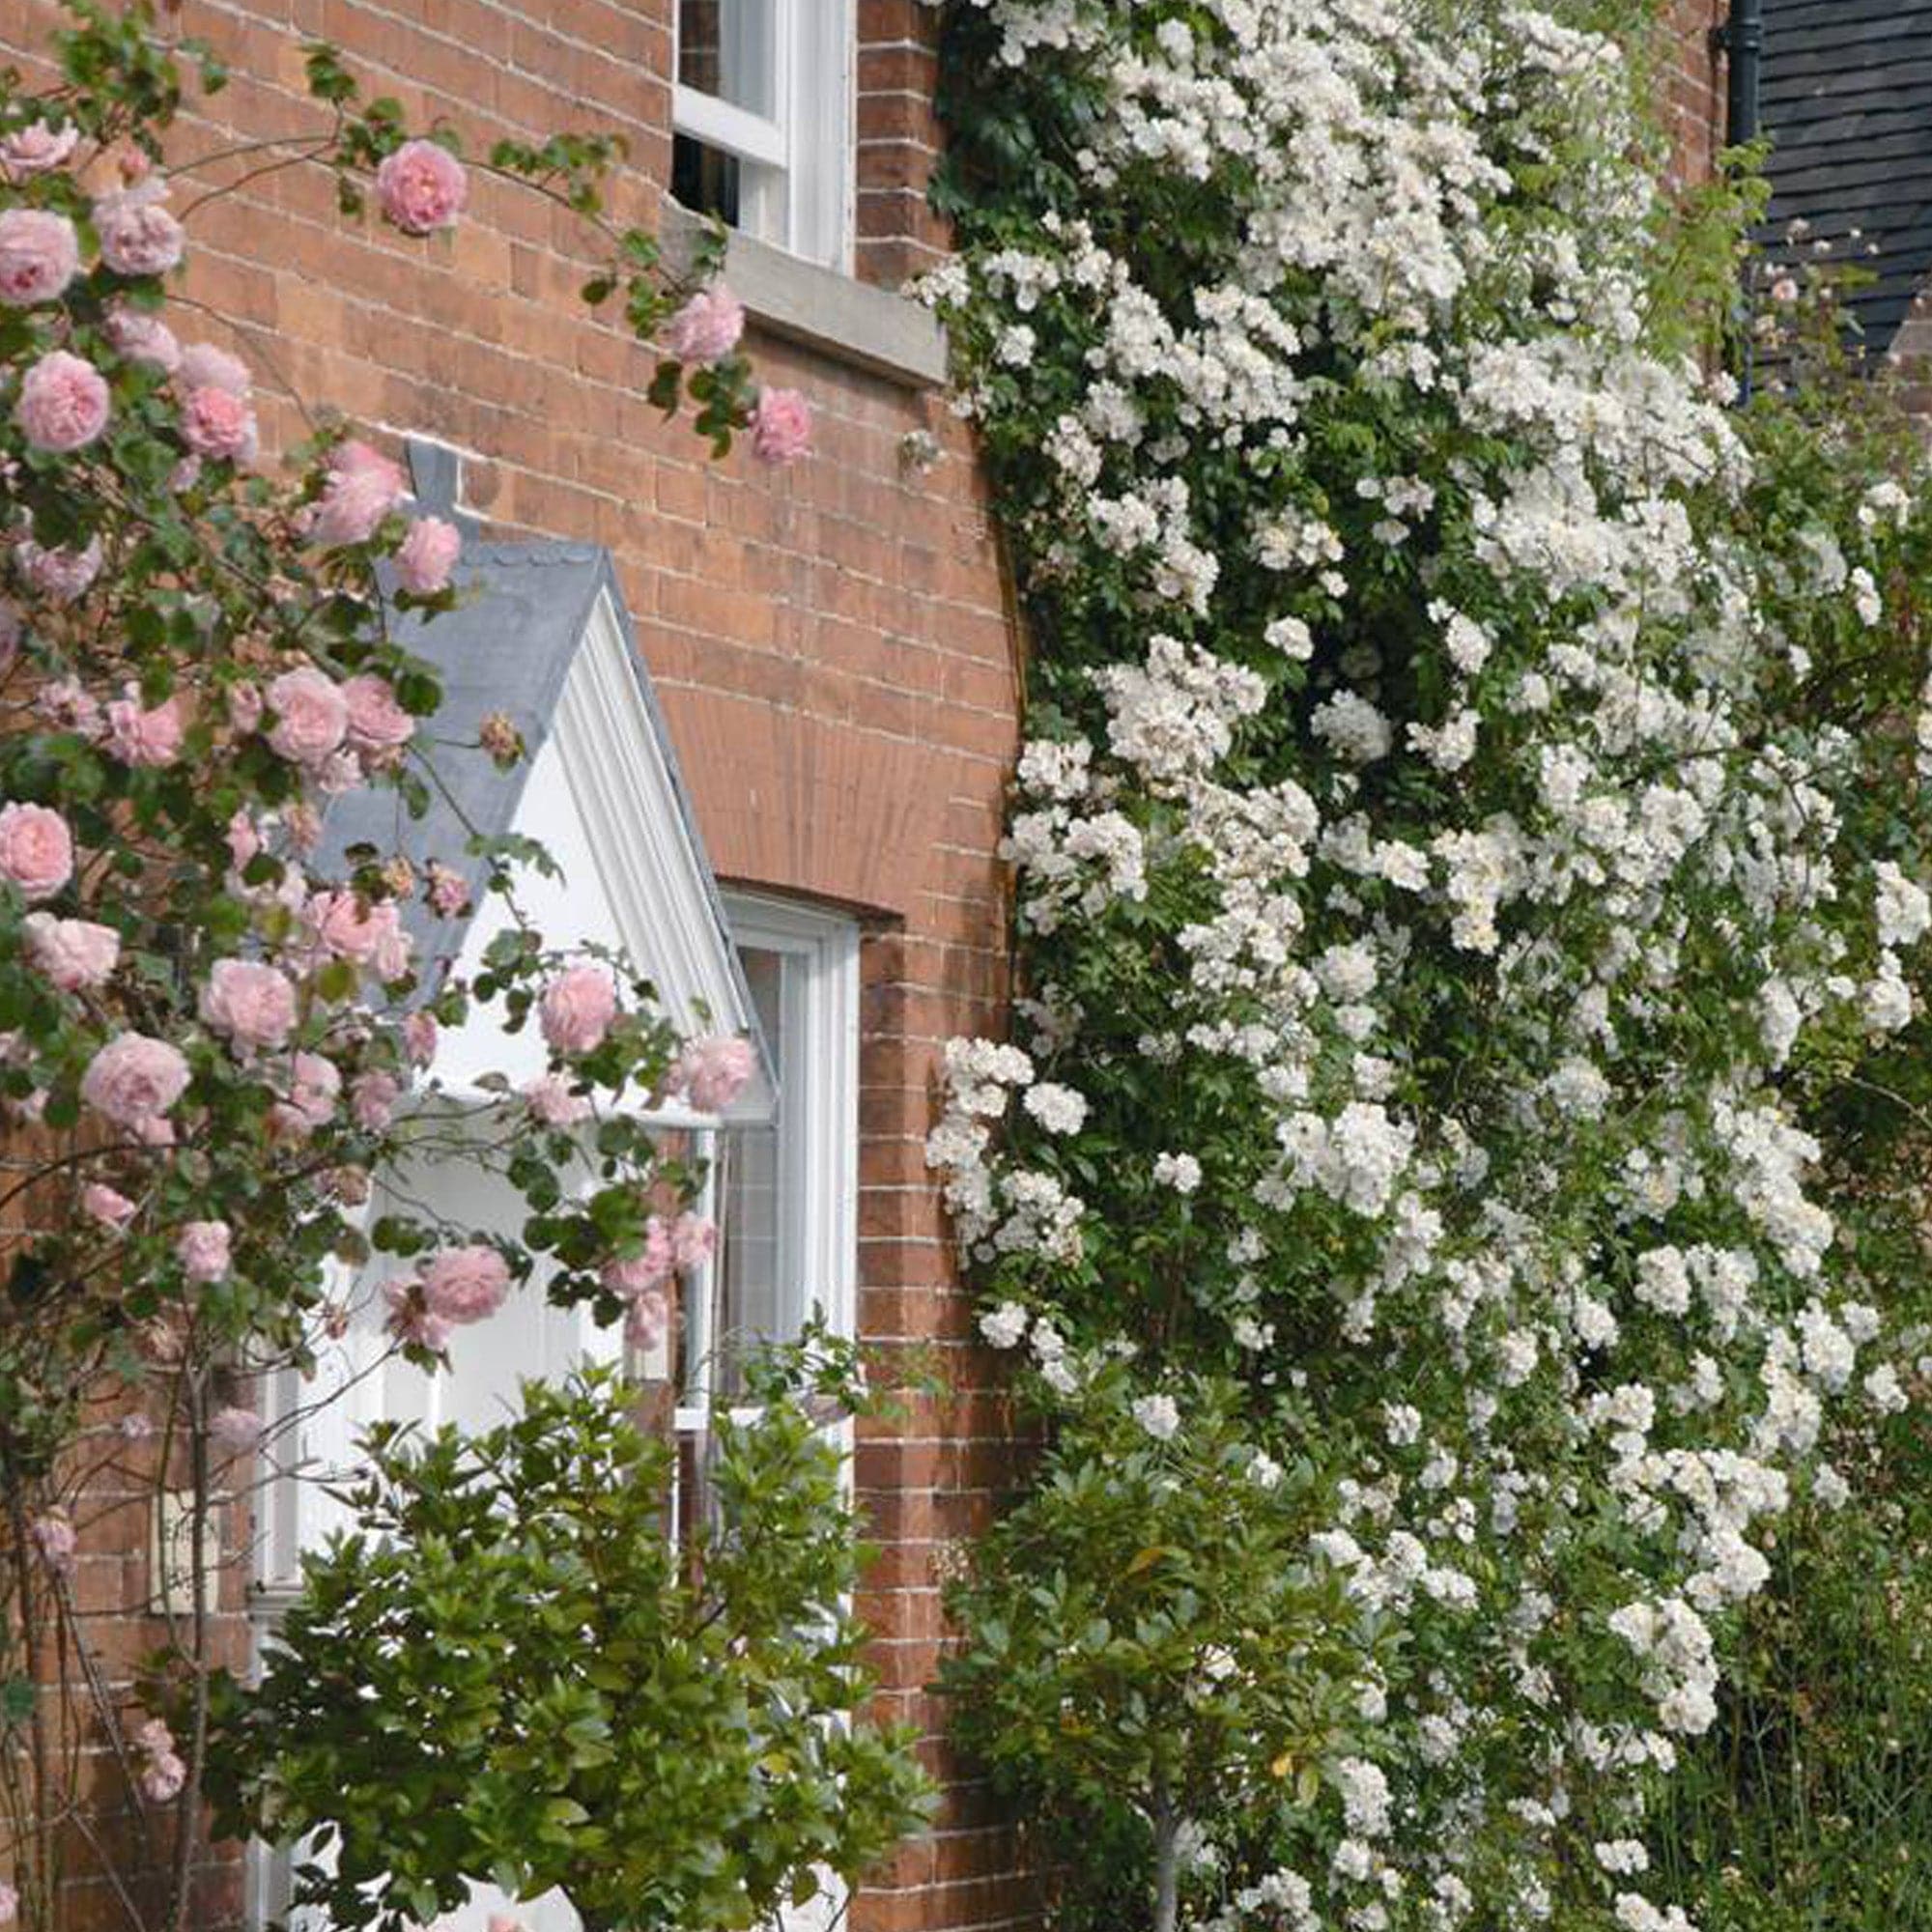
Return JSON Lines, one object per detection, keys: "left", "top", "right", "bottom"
{"left": 0, "top": 120, "right": 79, "bottom": 184}
{"left": 375, "top": 139, "right": 469, "bottom": 235}
{"left": 750, "top": 386, "right": 812, "bottom": 466}
{"left": 177, "top": 1221, "right": 232, "bottom": 1284}
{"left": 80, "top": 1034, "right": 190, "bottom": 1129}
{"left": 25, "top": 912, "right": 119, "bottom": 989}
{"left": 395, "top": 515, "right": 461, "bottom": 594}
{"left": 180, "top": 384, "right": 258, "bottom": 463}
{"left": 104, "top": 305, "right": 182, "bottom": 372}
{"left": 83, "top": 1182, "right": 137, "bottom": 1227}
{"left": 420, "top": 1244, "right": 511, "bottom": 1324}
{"left": 104, "top": 688, "right": 187, "bottom": 767}
{"left": 266, "top": 667, "right": 350, "bottom": 766}
{"left": 0, "top": 207, "right": 79, "bottom": 305}
{"left": 539, "top": 963, "right": 618, "bottom": 1054}
{"left": 673, "top": 1034, "right": 755, "bottom": 1113}
{"left": 341, "top": 672, "right": 416, "bottom": 758}
{"left": 0, "top": 802, "right": 73, "bottom": 898}
{"left": 199, "top": 958, "right": 298, "bottom": 1051}
{"left": 94, "top": 180, "right": 185, "bottom": 277}
{"left": 663, "top": 284, "right": 745, "bottom": 363}
{"left": 311, "top": 439, "right": 408, "bottom": 547}
{"left": 177, "top": 341, "right": 250, "bottom": 395}
{"left": 17, "top": 349, "right": 109, "bottom": 451}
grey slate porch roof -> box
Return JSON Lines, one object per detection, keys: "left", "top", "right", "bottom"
{"left": 1760, "top": 0, "right": 1932, "bottom": 360}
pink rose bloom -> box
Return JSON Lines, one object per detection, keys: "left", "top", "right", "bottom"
{"left": 36, "top": 676, "right": 99, "bottom": 734}
{"left": 0, "top": 208, "right": 79, "bottom": 305}
{"left": 341, "top": 672, "right": 415, "bottom": 757}
{"left": 208, "top": 1404, "right": 262, "bottom": 1450}
{"left": 394, "top": 515, "right": 460, "bottom": 594}
{"left": 403, "top": 1009, "right": 439, "bottom": 1066}
{"left": 673, "top": 1035, "right": 755, "bottom": 1113}
{"left": 180, "top": 385, "right": 257, "bottom": 464}
{"left": 105, "top": 305, "right": 182, "bottom": 373}
{"left": 663, "top": 284, "right": 745, "bottom": 363}
{"left": 425, "top": 862, "right": 470, "bottom": 918}
{"left": 94, "top": 181, "right": 184, "bottom": 277}
{"left": 539, "top": 963, "right": 617, "bottom": 1054}
{"left": 31, "top": 1512, "right": 76, "bottom": 1574}
{"left": 487, "top": 1917, "right": 526, "bottom": 1932}
{"left": 375, "top": 139, "right": 469, "bottom": 235}
{"left": 671, "top": 1210, "right": 717, "bottom": 1271}
{"left": 0, "top": 801, "right": 73, "bottom": 898}
{"left": 200, "top": 958, "right": 298, "bottom": 1051}
{"left": 420, "top": 1244, "right": 510, "bottom": 1325}
{"left": 84, "top": 1182, "right": 137, "bottom": 1226}
{"left": 624, "top": 1288, "right": 669, "bottom": 1350}
{"left": 311, "top": 440, "right": 407, "bottom": 548}
{"left": 308, "top": 890, "right": 411, "bottom": 980}
{"left": 750, "top": 386, "right": 812, "bottom": 466}
{"left": 17, "top": 350, "right": 109, "bottom": 452}
{"left": 177, "top": 1220, "right": 231, "bottom": 1283}
{"left": 25, "top": 912, "right": 119, "bottom": 990}
{"left": 0, "top": 120, "right": 80, "bottom": 184}
{"left": 0, "top": 1879, "right": 18, "bottom": 1925}
{"left": 277, "top": 1051, "right": 340, "bottom": 1135}
{"left": 351, "top": 1069, "right": 401, "bottom": 1131}
{"left": 602, "top": 1217, "right": 675, "bottom": 1296}
{"left": 177, "top": 342, "right": 250, "bottom": 395}
{"left": 132, "top": 1716, "right": 186, "bottom": 1804}
{"left": 266, "top": 667, "right": 350, "bottom": 766}
{"left": 104, "top": 688, "right": 186, "bottom": 767}
{"left": 15, "top": 535, "right": 101, "bottom": 604}
{"left": 384, "top": 1276, "right": 453, "bottom": 1353}
{"left": 80, "top": 1033, "right": 189, "bottom": 1129}
{"left": 523, "top": 1072, "right": 590, "bottom": 1126}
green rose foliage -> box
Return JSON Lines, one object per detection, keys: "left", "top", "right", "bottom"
{"left": 205, "top": 1343, "right": 932, "bottom": 1932}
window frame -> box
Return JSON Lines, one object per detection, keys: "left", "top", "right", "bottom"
{"left": 672, "top": 0, "right": 857, "bottom": 274}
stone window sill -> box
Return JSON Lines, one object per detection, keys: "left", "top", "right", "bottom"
{"left": 660, "top": 202, "right": 949, "bottom": 390}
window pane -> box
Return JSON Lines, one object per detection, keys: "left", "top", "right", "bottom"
{"left": 671, "top": 131, "right": 741, "bottom": 228}
{"left": 714, "top": 945, "right": 787, "bottom": 1392}
{"left": 678, "top": 0, "right": 778, "bottom": 118}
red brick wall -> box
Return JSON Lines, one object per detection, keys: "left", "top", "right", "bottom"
{"left": 1663, "top": 0, "right": 1729, "bottom": 193}
{"left": 0, "top": 0, "right": 1030, "bottom": 1926}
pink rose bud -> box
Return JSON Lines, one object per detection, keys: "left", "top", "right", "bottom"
{"left": 539, "top": 962, "right": 618, "bottom": 1054}
{"left": 80, "top": 1033, "right": 190, "bottom": 1130}
{"left": 176, "top": 1220, "right": 231, "bottom": 1283}
{"left": 266, "top": 666, "right": 350, "bottom": 766}
{"left": 104, "top": 688, "right": 187, "bottom": 768}
{"left": 279, "top": 1051, "right": 341, "bottom": 1134}
{"left": 403, "top": 1009, "right": 440, "bottom": 1066}
{"left": 750, "top": 386, "right": 812, "bottom": 466}
{"left": 227, "top": 682, "right": 264, "bottom": 733}
{"left": 0, "top": 801, "right": 74, "bottom": 898}
{"left": 0, "top": 120, "right": 80, "bottom": 185}
{"left": 375, "top": 138, "right": 469, "bottom": 235}
{"left": 26, "top": 912, "right": 119, "bottom": 990}
{"left": 179, "top": 385, "right": 258, "bottom": 464}
{"left": 662, "top": 284, "right": 745, "bottom": 363}
{"left": 673, "top": 1035, "right": 755, "bottom": 1113}
{"left": 395, "top": 515, "right": 461, "bottom": 595}
{"left": 225, "top": 809, "right": 261, "bottom": 870}
{"left": 199, "top": 958, "right": 298, "bottom": 1051}
{"left": 94, "top": 180, "right": 184, "bottom": 277}
{"left": 17, "top": 349, "right": 110, "bottom": 452}
{"left": 420, "top": 1244, "right": 511, "bottom": 1324}
{"left": 177, "top": 342, "right": 250, "bottom": 395}
{"left": 83, "top": 1182, "right": 137, "bottom": 1227}
{"left": 0, "top": 207, "right": 80, "bottom": 306}
{"left": 104, "top": 305, "right": 183, "bottom": 373}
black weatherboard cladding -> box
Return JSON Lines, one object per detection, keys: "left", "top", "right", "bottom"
{"left": 1759, "top": 0, "right": 1932, "bottom": 360}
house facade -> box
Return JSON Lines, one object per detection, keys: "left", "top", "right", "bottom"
{"left": 0, "top": 1, "right": 1776, "bottom": 1928}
